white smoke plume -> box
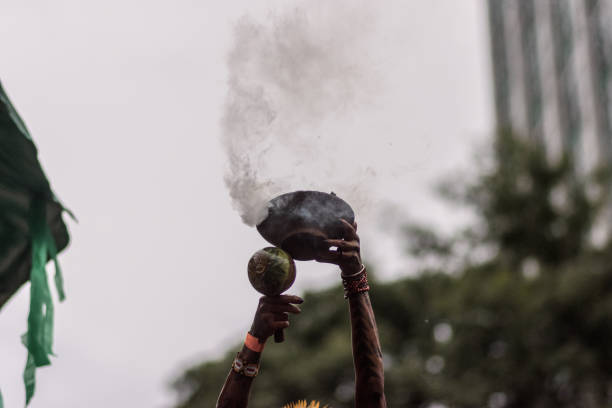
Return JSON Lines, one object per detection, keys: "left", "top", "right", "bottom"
{"left": 222, "top": 1, "right": 381, "bottom": 226}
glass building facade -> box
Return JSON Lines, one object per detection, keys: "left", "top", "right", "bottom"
{"left": 487, "top": 0, "right": 612, "bottom": 173}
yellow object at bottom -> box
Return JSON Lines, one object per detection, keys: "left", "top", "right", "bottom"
{"left": 283, "top": 400, "right": 327, "bottom": 408}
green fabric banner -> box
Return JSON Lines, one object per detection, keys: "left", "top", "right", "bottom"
{"left": 0, "top": 81, "right": 70, "bottom": 406}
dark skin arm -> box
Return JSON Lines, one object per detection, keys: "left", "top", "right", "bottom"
{"left": 316, "top": 219, "right": 387, "bottom": 408}
{"left": 216, "top": 295, "right": 303, "bottom": 408}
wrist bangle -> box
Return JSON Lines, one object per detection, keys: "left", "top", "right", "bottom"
{"left": 342, "top": 266, "right": 370, "bottom": 299}
{"left": 232, "top": 353, "right": 259, "bottom": 377}
{"left": 341, "top": 264, "right": 366, "bottom": 278}
{"left": 245, "top": 332, "right": 265, "bottom": 353}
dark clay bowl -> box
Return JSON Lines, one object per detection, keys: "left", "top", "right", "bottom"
{"left": 256, "top": 191, "right": 355, "bottom": 261}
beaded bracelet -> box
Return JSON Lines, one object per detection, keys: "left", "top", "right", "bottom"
{"left": 342, "top": 265, "right": 370, "bottom": 299}
{"left": 232, "top": 353, "right": 259, "bottom": 377}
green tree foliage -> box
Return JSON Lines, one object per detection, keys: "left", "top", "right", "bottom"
{"left": 173, "top": 132, "right": 612, "bottom": 407}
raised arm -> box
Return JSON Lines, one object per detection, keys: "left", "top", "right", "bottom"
{"left": 216, "top": 295, "right": 303, "bottom": 408}
{"left": 316, "top": 219, "right": 387, "bottom": 408}
{"left": 345, "top": 283, "right": 386, "bottom": 407}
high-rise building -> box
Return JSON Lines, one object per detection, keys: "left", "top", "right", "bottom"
{"left": 487, "top": 0, "right": 612, "bottom": 173}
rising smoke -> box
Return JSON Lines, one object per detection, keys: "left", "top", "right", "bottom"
{"left": 221, "top": 1, "right": 381, "bottom": 226}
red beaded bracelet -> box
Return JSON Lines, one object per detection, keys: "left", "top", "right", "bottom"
{"left": 342, "top": 265, "right": 370, "bottom": 299}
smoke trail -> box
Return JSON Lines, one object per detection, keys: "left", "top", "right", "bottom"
{"left": 221, "top": 1, "right": 380, "bottom": 226}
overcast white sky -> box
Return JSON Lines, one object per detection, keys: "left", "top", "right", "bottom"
{"left": 0, "top": 1, "right": 492, "bottom": 406}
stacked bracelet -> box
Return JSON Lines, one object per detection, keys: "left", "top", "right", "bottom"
{"left": 341, "top": 265, "right": 370, "bottom": 299}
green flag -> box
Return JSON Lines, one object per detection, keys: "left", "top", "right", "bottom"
{"left": 0, "top": 81, "right": 71, "bottom": 405}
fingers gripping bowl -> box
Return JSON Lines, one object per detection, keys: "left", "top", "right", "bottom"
{"left": 256, "top": 191, "right": 355, "bottom": 261}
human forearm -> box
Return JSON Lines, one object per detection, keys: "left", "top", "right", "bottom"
{"left": 216, "top": 295, "right": 302, "bottom": 408}
{"left": 314, "top": 219, "right": 387, "bottom": 406}
{"left": 216, "top": 345, "right": 261, "bottom": 408}
{"left": 348, "top": 291, "right": 387, "bottom": 408}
